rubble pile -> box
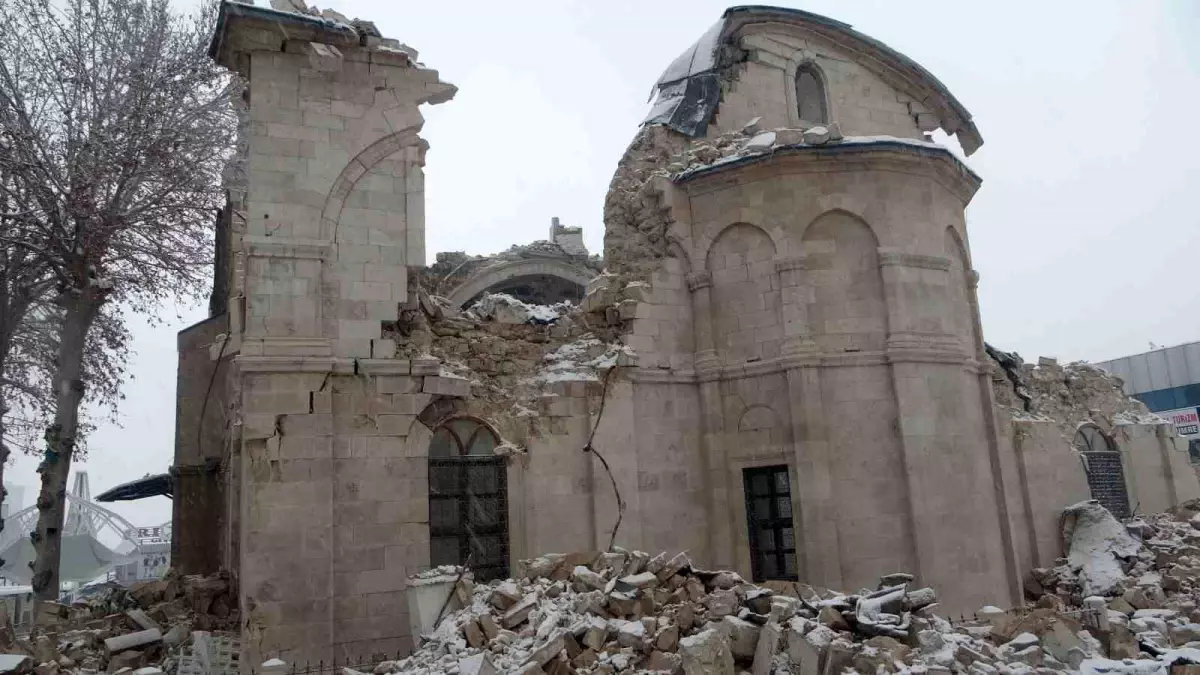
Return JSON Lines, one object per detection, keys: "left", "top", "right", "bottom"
{"left": 376, "top": 535, "right": 1200, "bottom": 675}
{"left": 986, "top": 348, "right": 1151, "bottom": 424}
{"left": 465, "top": 294, "right": 575, "bottom": 327}
{"left": 0, "top": 571, "right": 238, "bottom": 675}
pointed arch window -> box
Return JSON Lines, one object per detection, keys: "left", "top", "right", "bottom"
{"left": 428, "top": 417, "right": 509, "bottom": 580}
{"left": 795, "top": 65, "right": 828, "bottom": 124}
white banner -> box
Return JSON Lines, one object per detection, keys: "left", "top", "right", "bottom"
{"left": 1157, "top": 407, "right": 1200, "bottom": 438}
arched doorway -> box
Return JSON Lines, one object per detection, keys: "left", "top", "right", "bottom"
{"left": 428, "top": 418, "right": 510, "bottom": 581}
{"left": 1074, "top": 424, "right": 1131, "bottom": 518}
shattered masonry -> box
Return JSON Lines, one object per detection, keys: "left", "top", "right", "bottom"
{"left": 172, "top": 1, "right": 1200, "bottom": 668}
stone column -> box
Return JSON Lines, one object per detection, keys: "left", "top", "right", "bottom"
{"left": 688, "top": 271, "right": 731, "bottom": 568}
{"left": 776, "top": 255, "right": 844, "bottom": 588}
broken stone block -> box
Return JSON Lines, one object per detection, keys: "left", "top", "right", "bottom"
{"left": 525, "top": 630, "right": 566, "bottom": 668}
{"left": 718, "top": 616, "right": 761, "bottom": 660}
{"left": 616, "top": 620, "right": 646, "bottom": 649}
{"left": 751, "top": 621, "right": 782, "bottom": 675}
{"left": 106, "top": 651, "right": 145, "bottom": 674}
{"left": 103, "top": 630, "right": 162, "bottom": 656}
{"left": 817, "top": 605, "right": 850, "bottom": 631}
{"left": 678, "top": 629, "right": 734, "bottom": 675}
{"left": 1171, "top": 623, "right": 1200, "bottom": 646}
{"left": 705, "top": 590, "right": 739, "bottom": 618}
{"left": 743, "top": 131, "right": 776, "bottom": 152}
{"left": 463, "top": 619, "right": 485, "bottom": 648}
{"left": 621, "top": 572, "right": 658, "bottom": 589}
{"left": 478, "top": 613, "right": 499, "bottom": 641}
{"left": 573, "top": 566, "right": 605, "bottom": 591}
{"left": 582, "top": 617, "right": 608, "bottom": 651}
{"left": 572, "top": 649, "right": 598, "bottom": 669}
{"left": 655, "top": 624, "right": 679, "bottom": 652}
{"left": 458, "top": 653, "right": 496, "bottom": 675}
{"left": 646, "top": 650, "right": 681, "bottom": 672}
{"left": 490, "top": 581, "right": 522, "bottom": 610}
{"left": 775, "top": 128, "right": 804, "bottom": 146}
{"left": 822, "top": 639, "right": 857, "bottom": 675}
{"left": 521, "top": 554, "right": 567, "bottom": 580}
{"left": 501, "top": 595, "right": 539, "bottom": 629}
{"left": 1125, "top": 583, "right": 1167, "bottom": 610}
{"left": 308, "top": 42, "right": 343, "bottom": 72}
{"left": 32, "top": 638, "right": 56, "bottom": 665}
{"left": 657, "top": 553, "right": 691, "bottom": 582}
{"left": 802, "top": 126, "right": 831, "bottom": 145}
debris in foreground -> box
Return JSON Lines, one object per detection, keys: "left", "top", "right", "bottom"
{"left": 379, "top": 501, "right": 1200, "bottom": 675}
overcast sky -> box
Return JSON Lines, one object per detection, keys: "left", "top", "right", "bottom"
{"left": 7, "top": 0, "right": 1198, "bottom": 529}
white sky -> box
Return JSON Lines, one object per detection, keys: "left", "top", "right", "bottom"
{"left": 7, "top": 0, "right": 1199, "bottom": 528}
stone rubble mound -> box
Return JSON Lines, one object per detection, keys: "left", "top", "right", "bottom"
{"left": 368, "top": 537, "right": 1185, "bottom": 675}
{"left": 0, "top": 571, "right": 238, "bottom": 675}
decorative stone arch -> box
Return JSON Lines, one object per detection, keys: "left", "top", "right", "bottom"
{"left": 319, "top": 126, "right": 423, "bottom": 243}
{"left": 1074, "top": 422, "right": 1131, "bottom": 519}
{"left": 694, "top": 221, "right": 787, "bottom": 272}
{"left": 794, "top": 193, "right": 875, "bottom": 244}
{"left": 444, "top": 258, "right": 597, "bottom": 309}
{"left": 800, "top": 209, "right": 888, "bottom": 352}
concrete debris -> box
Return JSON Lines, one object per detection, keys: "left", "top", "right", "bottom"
{"left": 0, "top": 572, "right": 238, "bottom": 675}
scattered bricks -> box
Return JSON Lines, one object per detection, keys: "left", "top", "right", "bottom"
{"left": 615, "top": 620, "right": 646, "bottom": 649}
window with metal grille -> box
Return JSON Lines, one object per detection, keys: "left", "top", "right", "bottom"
{"left": 1074, "top": 424, "right": 1131, "bottom": 519}
{"left": 795, "top": 65, "right": 828, "bottom": 124}
{"left": 743, "top": 465, "right": 798, "bottom": 582}
{"left": 428, "top": 418, "right": 509, "bottom": 581}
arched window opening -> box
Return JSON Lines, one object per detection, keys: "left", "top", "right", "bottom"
{"left": 1074, "top": 424, "right": 1131, "bottom": 519}
{"left": 795, "top": 65, "right": 828, "bottom": 124}
{"left": 428, "top": 418, "right": 509, "bottom": 580}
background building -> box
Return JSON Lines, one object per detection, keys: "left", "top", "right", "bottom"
{"left": 1096, "top": 341, "right": 1200, "bottom": 460}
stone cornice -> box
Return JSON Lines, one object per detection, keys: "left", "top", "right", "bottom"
{"left": 678, "top": 142, "right": 981, "bottom": 204}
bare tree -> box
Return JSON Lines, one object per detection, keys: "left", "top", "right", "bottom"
{"left": 0, "top": 0, "right": 235, "bottom": 600}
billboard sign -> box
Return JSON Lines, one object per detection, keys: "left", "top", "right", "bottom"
{"left": 1158, "top": 407, "right": 1200, "bottom": 438}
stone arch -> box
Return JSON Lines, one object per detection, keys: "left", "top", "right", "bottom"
{"left": 319, "top": 127, "right": 422, "bottom": 243}
{"left": 801, "top": 210, "right": 887, "bottom": 352}
{"left": 695, "top": 221, "right": 787, "bottom": 271}
{"left": 427, "top": 414, "right": 511, "bottom": 581}
{"left": 794, "top": 61, "right": 830, "bottom": 125}
{"left": 943, "top": 226, "right": 977, "bottom": 351}
{"left": 706, "top": 223, "right": 782, "bottom": 364}
{"left": 1073, "top": 423, "right": 1131, "bottom": 519}
{"left": 737, "top": 404, "right": 790, "bottom": 448}
{"left": 444, "top": 259, "right": 597, "bottom": 309}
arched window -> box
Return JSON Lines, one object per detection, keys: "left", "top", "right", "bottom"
{"left": 428, "top": 417, "right": 509, "bottom": 580}
{"left": 1074, "top": 424, "right": 1131, "bottom": 519}
{"left": 795, "top": 65, "right": 828, "bottom": 124}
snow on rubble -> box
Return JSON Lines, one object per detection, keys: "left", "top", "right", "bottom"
{"left": 466, "top": 293, "right": 574, "bottom": 326}
{"left": 527, "top": 336, "right": 634, "bottom": 384}
{"left": 359, "top": 499, "right": 1200, "bottom": 675}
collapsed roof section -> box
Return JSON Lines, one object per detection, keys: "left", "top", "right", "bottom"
{"left": 645, "top": 5, "right": 983, "bottom": 155}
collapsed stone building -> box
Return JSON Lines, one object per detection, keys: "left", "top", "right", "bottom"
{"left": 171, "top": 2, "right": 1200, "bottom": 666}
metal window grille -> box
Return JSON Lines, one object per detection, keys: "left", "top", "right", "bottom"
{"left": 1074, "top": 425, "right": 1131, "bottom": 519}
{"left": 743, "top": 465, "right": 798, "bottom": 582}
{"left": 428, "top": 418, "right": 509, "bottom": 582}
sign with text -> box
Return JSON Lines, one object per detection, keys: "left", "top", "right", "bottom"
{"left": 1158, "top": 407, "right": 1200, "bottom": 438}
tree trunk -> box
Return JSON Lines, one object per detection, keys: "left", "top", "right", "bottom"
{"left": 30, "top": 290, "right": 102, "bottom": 604}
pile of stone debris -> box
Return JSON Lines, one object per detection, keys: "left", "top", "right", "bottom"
{"left": 0, "top": 571, "right": 238, "bottom": 675}
{"left": 376, "top": 504, "right": 1200, "bottom": 675}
